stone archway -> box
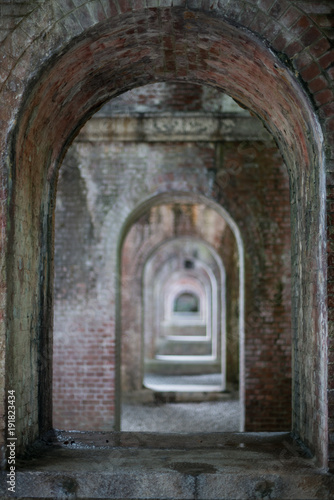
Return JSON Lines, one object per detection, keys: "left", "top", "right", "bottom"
{"left": 118, "top": 194, "right": 245, "bottom": 431}
{"left": 1, "top": 7, "right": 327, "bottom": 467}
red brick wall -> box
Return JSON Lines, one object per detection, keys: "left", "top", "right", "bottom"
{"left": 216, "top": 142, "right": 292, "bottom": 430}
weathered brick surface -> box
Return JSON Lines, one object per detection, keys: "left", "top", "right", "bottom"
{"left": 0, "top": 0, "right": 332, "bottom": 469}
{"left": 216, "top": 141, "right": 292, "bottom": 431}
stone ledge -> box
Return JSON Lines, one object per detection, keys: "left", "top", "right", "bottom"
{"left": 77, "top": 114, "right": 272, "bottom": 142}
{"left": 1, "top": 432, "right": 333, "bottom": 499}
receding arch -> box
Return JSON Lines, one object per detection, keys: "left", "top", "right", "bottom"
{"left": 144, "top": 240, "right": 221, "bottom": 351}
{"left": 173, "top": 292, "right": 200, "bottom": 314}
{"left": 140, "top": 237, "right": 227, "bottom": 401}
{"left": 117, "top": 192, "right": 244, "bottom": 431}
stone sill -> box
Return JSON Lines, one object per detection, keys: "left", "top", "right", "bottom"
{"left": 1, "top": 431, "right": 332, "bottom": 499}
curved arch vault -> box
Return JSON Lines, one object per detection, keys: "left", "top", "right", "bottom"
{"left": 1, "top": 4, "right": 329, "bottom": 475}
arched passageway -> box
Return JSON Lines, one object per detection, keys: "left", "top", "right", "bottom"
{"left": 120, "top": 207, "right": 239, "bottom": 432}
{"left": 119, "top": 203, "right": 235, "bottom": 392}
{"left": 1, "top": 5, "right": 328, "bottom": 473}
{"left": 52, "top": 81, "right": 292, "bottom": 436}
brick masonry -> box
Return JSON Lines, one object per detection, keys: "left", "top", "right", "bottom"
{"left": 0, "top": 0, "right": 332, "bottom": 471}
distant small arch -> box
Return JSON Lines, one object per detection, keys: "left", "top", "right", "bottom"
{"left": 173, "top": 292, "right": 200, "bottom": 313}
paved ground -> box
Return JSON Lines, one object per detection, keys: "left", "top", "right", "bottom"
{"left": 121, "top": 400, "right": 241, "bottom": 432}
{"left": 122, "top": 373, "right": 240, "bottom": 432}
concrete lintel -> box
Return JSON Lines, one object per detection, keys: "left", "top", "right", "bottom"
{"left": 77, "top": 114, "right": 272, "bottom": 142}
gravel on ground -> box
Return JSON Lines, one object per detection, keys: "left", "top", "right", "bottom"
{"left": 121, "top": 400, "right": 241, "bottom": 433}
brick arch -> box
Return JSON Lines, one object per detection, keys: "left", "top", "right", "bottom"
{"left": 119, "top": 199, "right": 239, "bottom": 430}
{"left": 141, "top": 238, "right": 226, "bottom": 398}
{"left": 1, "top": 5, "right": 329, "bottom": 467}
{"left": 12, "top": 9, "right": 323, "bottom": 175}
{"left": 1, "top": 1, "right": 333, "bottom": 142}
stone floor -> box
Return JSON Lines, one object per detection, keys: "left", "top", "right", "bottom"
{"left": 2, "top": 431, "right": 334, "bottom": 499}
{"left": 121, "top": 400, "right": 241, "bottom": 432}
{"left": 122, "top": 373, "right": 240, "bottom": 433}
